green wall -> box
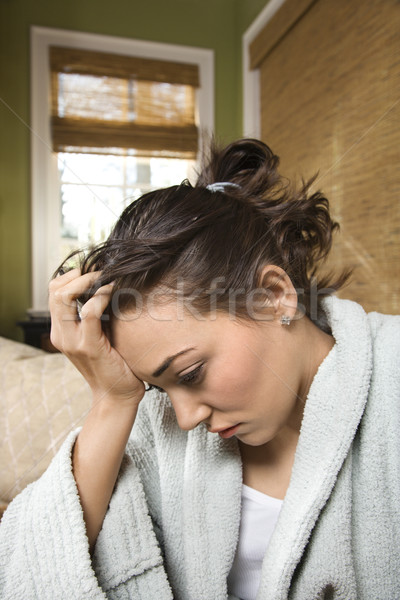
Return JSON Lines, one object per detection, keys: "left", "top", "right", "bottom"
{"left": 0, "top": 0, "right": 267, "bottom": 340}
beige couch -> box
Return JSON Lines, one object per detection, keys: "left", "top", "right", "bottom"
{"left": 0, "top": 336, "right": 91, "bottom": 517}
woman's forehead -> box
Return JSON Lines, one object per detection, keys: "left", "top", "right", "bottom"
{"left": 111, "top": 302, "right": 255, "bottom": 369}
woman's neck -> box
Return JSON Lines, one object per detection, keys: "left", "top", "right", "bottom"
{"left": 239, "top": 317, "right": 335, "bottom": 499}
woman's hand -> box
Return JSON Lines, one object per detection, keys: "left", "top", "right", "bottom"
{"left": 49, "top": 269, "right": 146, "bottom": 548}
{"left": 49, "top": 269, "right": 145, "bottom": 406}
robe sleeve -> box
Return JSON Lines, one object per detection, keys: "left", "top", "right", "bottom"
{"left": 0, "top": 398, "right": 173, "bottom": 600}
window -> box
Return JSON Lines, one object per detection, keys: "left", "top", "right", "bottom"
{"left": 58, "top": 153, "right": 194, "bottom": 262}
{"left": 30, "top": 27, "right": 214, "bottom": 311}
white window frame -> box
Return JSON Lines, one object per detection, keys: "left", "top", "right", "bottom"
{"left": 30, "top": 26, "right": 214, "bottom": 311}
{"left": 242, "top": 0, "right": 287, "bottom": 138}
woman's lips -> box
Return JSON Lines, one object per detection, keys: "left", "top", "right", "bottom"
{"left": 210, "top": 424, "right": 240, "bottom": 439}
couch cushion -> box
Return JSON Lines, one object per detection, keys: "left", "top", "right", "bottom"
{"left": 0, "top": 336, "right": 91, "bottom": 503}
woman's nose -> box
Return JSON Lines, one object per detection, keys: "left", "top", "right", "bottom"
{"left": 170, "top": 392, "right": 211, "bottom": 431}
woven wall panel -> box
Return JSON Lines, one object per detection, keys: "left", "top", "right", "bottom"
{"left": 249, "top": 0, "right": 316, "bottom": 69}
{"left": 256, "top": 0, "right": 400, "bottom": 314}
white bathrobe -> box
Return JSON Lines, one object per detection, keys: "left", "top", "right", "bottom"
{"left": 1, "top": 297, "right": 399, "bottom": 600}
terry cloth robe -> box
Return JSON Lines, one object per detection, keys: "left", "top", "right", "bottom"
{"left": 0, "top": 296, "right": 399, "bottom": 600}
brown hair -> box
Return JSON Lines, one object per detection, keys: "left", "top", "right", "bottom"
{"left": 61, "top": 139, "right": 350, "bottom": 330}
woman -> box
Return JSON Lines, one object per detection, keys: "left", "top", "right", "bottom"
{"left": 1, "top": 139, "right": 399, "bottom": 600}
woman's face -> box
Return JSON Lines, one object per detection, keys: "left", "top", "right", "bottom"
{"left": 112, "top": 300, "right": 314, "bottom": 447}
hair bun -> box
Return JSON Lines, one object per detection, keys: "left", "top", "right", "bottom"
{"left": 196, "top": 138, "right": 281, "bottom": 197}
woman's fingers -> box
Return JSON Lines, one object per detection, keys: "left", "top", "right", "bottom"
{"left": 49, "top": 270, "right": 103, "bottom": 351}
{"left": 50, "top": 270, "right": 101, "bottom": 317}
{"left": 79, "top": 283, "right": 114, "bottom": 320}
{"left": 49, "top": 271, "right": 144, "bottom": 403}
{"left": 76, "top": 284, "right": 114, "bottom": 352}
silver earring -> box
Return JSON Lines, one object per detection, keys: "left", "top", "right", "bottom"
{"left": 280, "top": 315, "right": 291, "bottom": 326}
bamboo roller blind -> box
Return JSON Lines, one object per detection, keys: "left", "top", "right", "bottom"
{"left": 250, "top": 0, "right": 400, "bottom": 314}
{"left": 50, "top": 46, "right": 200, "bottom": 158}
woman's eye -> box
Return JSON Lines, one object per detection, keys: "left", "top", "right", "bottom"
{"left": 146, "top": 363, "right": 205, "bottom": 393}
{"left": 178, "top": 363, "right": 204, "bottom": 386}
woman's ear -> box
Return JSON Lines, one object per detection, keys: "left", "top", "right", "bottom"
{"left": 258, "top": 265, "right": 298, "bottom": 324}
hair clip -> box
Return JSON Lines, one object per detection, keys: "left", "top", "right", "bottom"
{"left": 206, "top": 182, "right": 240, "bottom": 193}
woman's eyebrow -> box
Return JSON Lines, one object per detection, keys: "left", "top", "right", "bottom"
{"left": 152, "top": 347, "right": 196, "bottom": 378}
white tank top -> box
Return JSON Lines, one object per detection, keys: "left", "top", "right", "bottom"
{"left": 227, "top": 485, "right": 283, "bottom": 600}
